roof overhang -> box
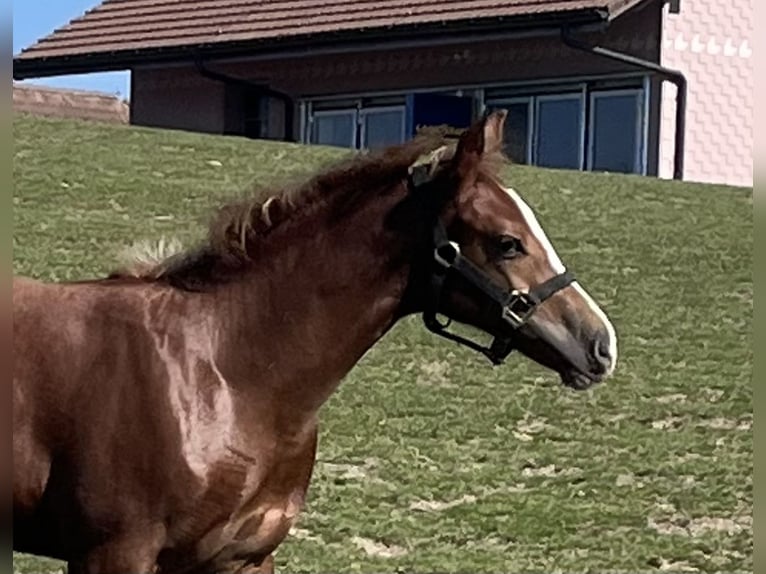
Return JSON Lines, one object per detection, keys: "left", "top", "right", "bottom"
{"left": 14, "top": 8, "right": 615, "bottom": 80}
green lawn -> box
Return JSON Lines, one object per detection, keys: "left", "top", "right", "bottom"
{"left": 13, "top": 114, "right": 752, "bottom": 574}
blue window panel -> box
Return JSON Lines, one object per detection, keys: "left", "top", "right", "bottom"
{"left": 362, "top": 109, "right": 405, "bottom": 149}
{"left": 312, "top": 112, "right": 356, "bottom": 148}
{"left": 535, "top": 96, "right": 583, "bottom": 170}
{"left": 590, "top": 92, "right": 643, "bottom": 174}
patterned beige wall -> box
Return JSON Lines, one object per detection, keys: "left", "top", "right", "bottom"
{"left": 659, "top": 0, "right": 752, "bottom": 187}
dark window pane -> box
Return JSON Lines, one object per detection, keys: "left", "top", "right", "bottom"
{"left": 363, "top": 110, "right": 404, "bottom": 149}
{"left": 312, "top": 113, "right": 355, "bottom": 148}
{"left": 535, "top": 97, "right": 582, "bottom": 169}
{"left": 503, "top": 102, "right": 530, "bottom": 164}
{"left": 591, "top": 93, "right": 642, "bottom": 174}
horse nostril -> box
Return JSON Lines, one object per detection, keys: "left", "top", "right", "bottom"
{"left": 591, "top": 336, "right": 612, "bottom": 374}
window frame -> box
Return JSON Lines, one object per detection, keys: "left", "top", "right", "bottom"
{"left": 534, "top": 91, "right": 586, "bottom": 170}
{"left": 586, "top": 88, "right": 645, "bottom": 175}
{"left": 358, "top": 105, "right": 407, "bottom": 150}
{"left": 309, "top": 108, "right": 358, "bottom": 148}
{"left": 485, "top": 96, "right": 534, "bottom": 164}
{"left": 299, "top": 73, "right": 651, "bottom": 174}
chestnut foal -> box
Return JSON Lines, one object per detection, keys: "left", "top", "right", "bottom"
{"left": 12, "top": 111, "right": 616, "bottom": 573}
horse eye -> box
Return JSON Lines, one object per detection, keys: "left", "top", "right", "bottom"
{"left": 498, "top": 236, "right": 524, "bottom": 258}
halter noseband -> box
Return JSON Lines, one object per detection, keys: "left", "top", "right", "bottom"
{"left": 409, "top": 163, "right": 575, "bottom": 366}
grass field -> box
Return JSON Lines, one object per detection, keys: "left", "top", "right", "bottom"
{"left": 13, "top": 114, "right": 752, "bottom": 574}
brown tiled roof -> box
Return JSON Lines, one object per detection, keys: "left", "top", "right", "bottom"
{"left": 13, "top": 83, "right": 130, "bottom": 124}
{"left": 14, "top": 0, "right": 646, "bottom": 78}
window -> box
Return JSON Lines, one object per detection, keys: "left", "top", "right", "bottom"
{"left": 302, "top": 79, "right": 649, "bottom": 174}
{"left": 485, "top": 80, "right": 647, "bottom": 175}
{"left": 361, "top": 107, "right": 406, "bottom": 150}
{"left": 588, "top": 90, "right": 644, "bottom": 174}
{"left": 500, "top": 99, "right": 533, "bottom": 164}
{"left": 535, "top": 94, "right": 584, "bottom": 170}
{"left": 310, "top": 110, "right": 356, "bottom": 148}
{"left": 306, "top": 98, "right": 407, "bottom": 150}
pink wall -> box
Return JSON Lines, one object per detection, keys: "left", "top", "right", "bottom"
{"left": 659, "top": 0, "right": 752, "bottom": 187}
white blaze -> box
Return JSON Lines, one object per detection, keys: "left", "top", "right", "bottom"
{"left": 503, "top": 187, "right": 618, "bottom": 375}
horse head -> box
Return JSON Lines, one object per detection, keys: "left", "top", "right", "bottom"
{"left": 409, "top": 111, "right": 617, "bottom": 390}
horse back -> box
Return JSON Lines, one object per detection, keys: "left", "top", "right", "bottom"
{"left": 14, "top": 275, "right": 162, "bottom": 411}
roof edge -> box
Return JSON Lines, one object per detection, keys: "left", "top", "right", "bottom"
{"left": 14, "top": 10, "right": 609, "bottom": 80}
{"left": 607, "top": 0, "right": 657, "bottom": 20}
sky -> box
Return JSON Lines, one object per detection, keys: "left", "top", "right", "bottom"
{"left": 13, "top": 0, "right": 130, "bottom": 96}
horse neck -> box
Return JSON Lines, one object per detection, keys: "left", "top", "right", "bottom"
{"left": 212, "top": 183, "right": 415, "bottom": 419}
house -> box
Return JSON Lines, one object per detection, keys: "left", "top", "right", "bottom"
{"left": 13, "top": 82, "right": 130, "bottom": 124}
{"left": 13, "top": 0, "right": 752, "bottom": 187}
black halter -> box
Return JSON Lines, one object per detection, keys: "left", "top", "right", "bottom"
{"left": 409, "top": 164, "right": 575, "bottom": 366}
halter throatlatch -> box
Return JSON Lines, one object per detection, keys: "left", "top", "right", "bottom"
{"left": 408, "top": 162, "right": 575, "bottom": 366}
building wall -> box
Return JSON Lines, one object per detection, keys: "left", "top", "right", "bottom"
{"left": 252, "top": 0, "right": 661, "bottom": 145}
{"left": 131, "top": 67, "right": 226, "bottom": 134}
{"left": 659, "top": 0, "right": 752, "bottom": 187}
{"left": 129, "top": 0, "right": 662, "bottom": 144}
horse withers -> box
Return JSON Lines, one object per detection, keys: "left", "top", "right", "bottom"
{"left": 12, "top": 111, "right": 617, "bottom": 573}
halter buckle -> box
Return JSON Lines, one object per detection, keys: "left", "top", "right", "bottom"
{"left": 502, "top": 290, "right": 536, "bottom": 328}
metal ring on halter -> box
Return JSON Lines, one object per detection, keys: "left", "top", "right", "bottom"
{"left": 434, "top": 241, "right": 460, "bottom": 269}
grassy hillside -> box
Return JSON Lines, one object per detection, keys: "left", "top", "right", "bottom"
{"left": 13, "top": 114, "right": 752, "bottom": 574}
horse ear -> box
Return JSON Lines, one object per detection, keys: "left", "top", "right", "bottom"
{"left": 483, "top": 109, "right": 507, "bottom": 153}
{"left": 453, "top": 110, "right": 507, "bottom": 180}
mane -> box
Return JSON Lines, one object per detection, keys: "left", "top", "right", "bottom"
{"left": 110, "top": 133, "right": 455, "bottom": 289}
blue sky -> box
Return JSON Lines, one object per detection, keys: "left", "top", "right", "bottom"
{"left": 13, "top": 0, "right": 130, "bottom": 96}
